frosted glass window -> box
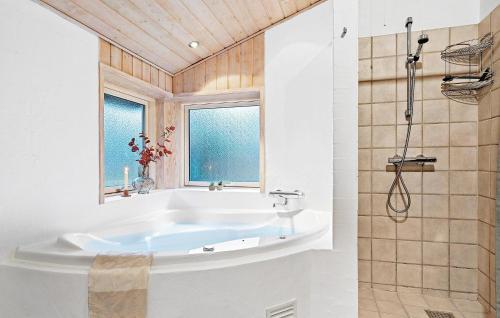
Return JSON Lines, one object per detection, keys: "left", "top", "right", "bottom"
{"left": 188, "top": 105, "right": 260, "bottom": 184}
{"left": 104, "top": 93, "right": 145, "bottom": 188}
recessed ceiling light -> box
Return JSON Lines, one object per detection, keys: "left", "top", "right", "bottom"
{"left": 188, "top": 41, "right": 199, "bottom": 48}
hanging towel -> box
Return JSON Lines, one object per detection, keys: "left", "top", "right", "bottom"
{"left": 88, "top": 254, "right": 153, "bottom": 318}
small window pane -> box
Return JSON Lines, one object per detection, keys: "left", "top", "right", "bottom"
{"left": 104, "top": 93, "right": 145, "bottom": 188}
{"left": 188, "top": 106, "right": 259, "bottom": 183}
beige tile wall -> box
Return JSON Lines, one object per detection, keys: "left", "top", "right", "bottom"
{"left": 358, "top": 5, "right": 500, "bottom": 311}
{"left": 477, "top": 6, "right": 500, "bottom": 313}
{"left": 358, "top": 25, "right": 480, "bottom": 299}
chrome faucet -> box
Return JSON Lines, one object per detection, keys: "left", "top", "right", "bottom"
{"left": 269, "top": 190, "right": 305, "bottom": 209}
{"left": 272, "top": 196, "right": 288, "bottom": 208}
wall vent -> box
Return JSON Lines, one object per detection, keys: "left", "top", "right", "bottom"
{"left": 266, "top": 299, "right": 297, "bottom": 318}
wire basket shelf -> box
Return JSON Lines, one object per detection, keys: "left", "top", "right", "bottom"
{"left": 440, "top": 33, "right": 493, "bottom": 65}
{"left": 440, "top": 33, "right": 494, "bottom": 104}
{"left": 441, "top": 76, "right": 493, "bottom": 104}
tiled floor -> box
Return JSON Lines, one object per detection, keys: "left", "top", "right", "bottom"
{"left": 359, "top": 287, "right": 491, "bottom": 318}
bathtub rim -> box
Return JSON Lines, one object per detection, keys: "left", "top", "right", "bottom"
{"left": 11, "top": 209, "right": 331, "bottom": 272}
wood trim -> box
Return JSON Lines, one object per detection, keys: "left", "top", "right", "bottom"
{"left": 101, "top": 63, "right": 173, "bottom": 99}
{"left": 259, "top": 87, "right": 266, "bottom": 192}
{"left": 97, "top": 39, "right": 174, "bottom": 86}
{"left": 173, "top": 88, "right": 260, "bottom": 104}
{"left": 155, "top": 99, "right": 166, "bottom": 189}
{"left": 98, "top": 63, "right": 105, "bottom": 204}
{"left": 164, "top": 101, "right": 181, "bottom": 189}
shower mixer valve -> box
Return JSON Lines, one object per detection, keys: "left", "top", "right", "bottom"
{"left": 388, "top": 154, "right": 437, "bottom": 166}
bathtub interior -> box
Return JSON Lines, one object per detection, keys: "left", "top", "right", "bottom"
{"left": 60, "top": 208, "right": 319, "bottom": 253}
{"left": 12, "top": 190, "right": 332, "bottom": 267}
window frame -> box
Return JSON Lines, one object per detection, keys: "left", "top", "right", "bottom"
{"left": 103, "top": 86, "right": 154, "bottom": 196}
{"left": 182, "top": 100, "right": 261, "bottom": 188}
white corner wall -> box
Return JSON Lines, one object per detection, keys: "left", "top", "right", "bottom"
{"left": 265, "top": 1, "right": 358, "bottom": 316}
{"left": 0, "top": 0, "right": 173, "bottom": 261}
{"left": 264, "top": 1, "right": 333, "bottom": 213}
{"left": 359, "top": 0, "right": 480, "bottom": 37}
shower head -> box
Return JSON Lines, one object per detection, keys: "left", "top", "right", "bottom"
{"left": 418, "top": 34, "right": 429, "bottom": 44}
{"left": 413, "top": 34, "right": 429, "bottom": 62}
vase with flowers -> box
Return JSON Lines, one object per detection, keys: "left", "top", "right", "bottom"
{"left": 128, "top": 126, "right": 175, "bottom": 194}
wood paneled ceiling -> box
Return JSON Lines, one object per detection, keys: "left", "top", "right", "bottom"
{"left": 41, "top": 0, "right": 323, "bottom": 74}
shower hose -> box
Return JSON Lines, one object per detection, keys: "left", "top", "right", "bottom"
{"left": 386, "top": 61, "right": 417, "bottom": 214}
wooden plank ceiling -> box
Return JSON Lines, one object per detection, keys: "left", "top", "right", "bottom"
{"left": 41, "top": 0, "right": 323, "bottom": 74}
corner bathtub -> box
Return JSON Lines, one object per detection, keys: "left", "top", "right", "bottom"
{"left": 13, "top": 208, "right": 328, "bottom": 269}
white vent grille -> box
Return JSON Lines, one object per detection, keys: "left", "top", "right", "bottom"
{"left": 266, "top": 299, "right": 297, "bottom": 318}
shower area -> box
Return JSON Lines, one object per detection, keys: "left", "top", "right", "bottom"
{"left": 358, "top": 6, "right": 500, "bottom": 318}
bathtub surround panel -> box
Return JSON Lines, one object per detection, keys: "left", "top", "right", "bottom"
{"left": 0, "top": 249, "right": 342, "bottom": 318}
{"left": 358, "top": 23, "right": 480, "bottom": 297}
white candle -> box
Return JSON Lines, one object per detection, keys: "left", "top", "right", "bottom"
{"left": 123, "top": 166, "right": 129, "bottom": 189}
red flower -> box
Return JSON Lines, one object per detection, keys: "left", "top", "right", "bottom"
{"left": 129, "top": 125, "right": 175, "bottom": 167}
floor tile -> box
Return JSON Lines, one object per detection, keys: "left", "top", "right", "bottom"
{"left": 461, "top": 313, "right": 489, "bottom": 318}
{"left": 404, "top": 305, "right": 430, "bottom": 318}
{"left": 452, "top": 299, "right": 488, "bottom": 313}
{"left": 360, "top": 309, "right": 381, "bottom": 318}
{"left": 380, "top": 313, "right": 408, "bottom": 318}
{"left": 360, "top": 287, "right": 375, "bottom": 300}
{"left": 424, "top": 295, "right": 458, "bottom": 311}
{"left": 374, "top": 289, "right": 401, "bottom": 303}
{"left": 360, "top": 298, "right": 379, "bottom": 311}
{"left": 398, "top": 293, "right": 427, "bottom": 307}
{"left": 359, "top": 287, "right": 488, "bottom": 318}
{"left": 377, "top": 300, "right": 407, "bottom": 315}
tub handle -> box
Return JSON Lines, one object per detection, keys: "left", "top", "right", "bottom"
{"left": 203, "top": 245, "right": 215, "bottom": 252}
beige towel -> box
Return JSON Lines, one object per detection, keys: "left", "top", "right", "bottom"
{"left": 88, "top": 254, "right": 153, "bottom": 318}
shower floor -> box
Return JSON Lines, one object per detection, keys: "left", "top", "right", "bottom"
{"left": 359, "top": 287, "right": 490, "bottom": 318}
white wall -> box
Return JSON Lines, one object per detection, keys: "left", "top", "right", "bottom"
{"left": 266, "top": 1, "right": 358, "bottom": 316}
{"left": 265, "top": 2, "right": 333, "bottom": 212}
{"left": 0, "top": 0, "right": 173, "bottom": 260}
{"left": 329, "top": 0, "right": 359, "bottom": 316}
{"left": 359, "top": 0, "right": 480, "bottom": 37}
{"left": 481, "top": 0, "right": 500, "bottom": 19}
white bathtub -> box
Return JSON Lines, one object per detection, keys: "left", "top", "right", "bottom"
{"left": 1, "top": 192, "right": 351, "bottom": 318}
{"left": 13, "top": 208, "right": 328, "bottom": 269}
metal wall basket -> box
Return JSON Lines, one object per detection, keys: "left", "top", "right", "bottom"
{"left": 441, "top": 33, "right": 493, "bottom": 65}
{"left": 440, "top": 33, "right": 494, "bottom": 104}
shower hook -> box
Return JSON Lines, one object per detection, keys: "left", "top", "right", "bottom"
{"left": 341, "top": 27, "right": 347, "bottom": 38}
